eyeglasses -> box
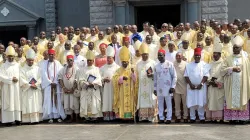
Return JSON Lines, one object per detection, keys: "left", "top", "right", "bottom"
{"left": 162, "top": 26, "right": 167, "bottom": 28}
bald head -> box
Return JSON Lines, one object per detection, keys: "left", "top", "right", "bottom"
{"left": 176, "top": 52, "right": 183, "bottom": 63}
{"left": 185, "top": 23, "right": 191, "bottom": 31}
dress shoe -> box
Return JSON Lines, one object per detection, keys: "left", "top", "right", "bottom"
{"left": 165, "top": 120, "right": 171, "bottom": 124}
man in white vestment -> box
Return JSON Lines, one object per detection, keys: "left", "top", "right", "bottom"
{"left": 165, "top": 41, "right": 177, "bottom": 63}
{"left": 154, "top": 49, "right": 177, "bottom": 124}
{"left": 0, "top": 46, "right": 21, "bottom": 126}
{"left": 41, "top": 49, "right": 66, "bottom": 123}
{"left": 58, "top": 54, "right": 79, "bottom": 123}
{"left": 184, "top": 47, "right": 209, "bottom": 123}
{"left": 173, "top": 52, "right": 188, "bottom": 123}
{"left": 100, "top": 46, "right": 119, "bottom": 121}
{"left": 136, "top": 43, "right": 157, "bottom": 122}
{"left": 145, "top": 35, "right": 158, "bottom": 61}
{"left": 77, "top": 50, "right": 102, "bottom": 122}
{"left": 178, "top": 38, "right": 194, "bottom": 63}
{"left": 20, "top": 49, "right": 43, "bottom": 124}
{"left": 73, "top": 44, "right": 87, "bottom": 69}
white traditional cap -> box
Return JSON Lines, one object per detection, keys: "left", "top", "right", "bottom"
{"left": 26, "top": 48, "right": 36, "bottom": 59}
{"left": 133, "top": 40, "right": 142, "bottom": 50}
{"left": 232, "top": 36, "right": 244, "bottom": 47}
{"left": 213, "top": 43, "right": 223, "bottom": 53}
{"left": 5, "top": 46, "right": 15, "bottom": 56}
{"left": 106, "top": 45, "right": 115, "bottom": 57}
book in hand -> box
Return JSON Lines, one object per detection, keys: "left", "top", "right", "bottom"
{"left": 87, "top": 74, "right": 96, "bottom": 83}
{"left": 29, "top": 78, "right": 37, "bottom": 85}
{"left": 146, "top": 67, "right": 153, "bottom": 75}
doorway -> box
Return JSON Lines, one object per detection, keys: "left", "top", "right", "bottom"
{"left": 135, "top": 5, "right": 181, "bottom": 31}
{"left": 0, "top": 26, "right": 28, "bottom": 47}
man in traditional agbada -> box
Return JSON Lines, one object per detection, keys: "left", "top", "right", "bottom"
{"left": 184, "top": 47, "right": 209, "bottom": 123}
{"left": 113, "top": 46, "right": 137, "bottom": 120}
{"left": 206, "top": 44, "right": 224, "bottom": 122}
{"left": 58, "top": 54, "right": 79, "bottom": 123}
{"left": 77, "top": 50, "right": 102, "bottom": 122}
{"left": 220, "top": 36, "right": 250, "bottom": 124}
{"left": 0, "top": 46, "right": 21, "bottom": 126}
{"left": 100, "top": 46, "right": 120, "bottom": 121}
{"left": 136, "top": 43, "right": 157, "bottom": 122}
{"left": 20, "top": 49, "right": 43, "bottom": 124}
{"left": 154, "top": 49, "right": 177, "bottom": 124}
{"left": 41, "top": 49, "right": 66, "bottom": 123}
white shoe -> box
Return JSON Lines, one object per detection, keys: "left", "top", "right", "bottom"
{"left": 57, "top": 119, "right": 62, "bottom": 123}
{"left": 48, "top": 119, "right": 53, "bottom": 123}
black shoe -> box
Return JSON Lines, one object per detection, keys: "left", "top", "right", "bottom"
{"left": 200, "top": 120, "right": 205, "bottom": 124}
{"left": 239, "top": 120, "right": 247, "bottom": 125}
{"left": 219, "top": 120, "right": 224, "bottom": 124}
{"left": 165, "top": 120, "right": 171, "bottom": 124}
{"left": 184, "top": 119, "right": 189, "bottom": 123}
{"left": 158, "top": 120, "right": 164, "bottom": 124}
{"left": 175, "top": 119, "right": 181, "bottom": 123}
{"left": 15, "top": 121, "right": 21, "bottom": 126}
{"left": 229, "top": 120, "right": 237, "bottom": 125}
{"left": 190, "top": 120, "right": 196, "bottom": 123}
{"left": 5, "top": 123, "right": 12, "bottom": 127}
{"left": 212, "top": 120, "right": 217, "bottom": 123}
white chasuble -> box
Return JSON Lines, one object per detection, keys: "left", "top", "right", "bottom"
{"left": 100, "top": 62, "right": 120, "bottom": 112}
{"left": 136, "top": 59, "right": 156, "bottom": 109}
{"left": 78, "top": 65, "right": 102, "bottom": 118}
{"left": 20, "top": 64, "right": 43, "bottom": 123}
{"left": 0, "top": 61, "right": 21, "bottom": 123}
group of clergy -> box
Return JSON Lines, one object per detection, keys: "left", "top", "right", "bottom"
{"left": 0, "top": 18, "right": 250, "bottom": 126}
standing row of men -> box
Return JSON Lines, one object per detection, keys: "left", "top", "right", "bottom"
{"left": 1, "top": 18, "right": 250, "bottom": 126}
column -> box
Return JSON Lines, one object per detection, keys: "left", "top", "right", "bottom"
{"left": 187, "top": 0, "right": 199, "bottom": 23}
{"left": 27, "top": 25, "right": 36, "bottom": 40}
{"left": 113, "top": 0, "right": 126, "bottom": 25}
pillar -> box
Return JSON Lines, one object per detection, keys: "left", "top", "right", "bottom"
{"left": 113, "top": 0, "right": 126, "bottom": 25}
{"left": 27, "top": 25, "right": 36, "bottom": 40}
{"left": 187, "top": 0, "right": 200, "bottom": 23}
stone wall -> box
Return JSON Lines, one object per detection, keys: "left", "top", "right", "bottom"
{"left": 45, "top": 0, "right": 56, "bottom": 35}
{"left": 201, "top": 0, "right": 228, "bottom": 23}
{"left": 89, "top": 0, "right": 113, "bottom": 30}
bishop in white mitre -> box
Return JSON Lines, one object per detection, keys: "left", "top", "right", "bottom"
{"left": 41, "top": 49, "right": 66, "bottom": 123}
{"left": 77, "top": 50, "right": 103, "bottom": 122}
{"left": 0, "top": 46, "right": 21, "bottom": 126}
{"left": 20, "top": 49, "right": 43, "bottom": 123}
{"left": 100, "top": 45, "right": 120, "bottom": 121}
{"left": 136, "top": 43, "right": 157, "bottom": 122}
